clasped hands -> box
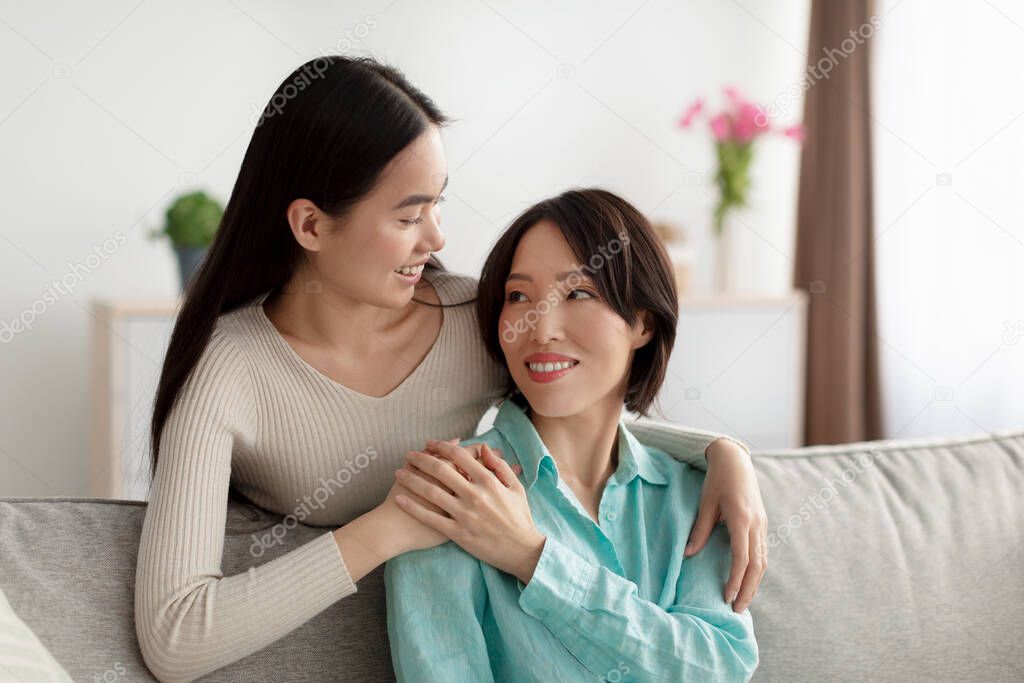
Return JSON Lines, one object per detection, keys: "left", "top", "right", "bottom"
{"left": 393, "top": 439, "right": 544, "bottom": 584}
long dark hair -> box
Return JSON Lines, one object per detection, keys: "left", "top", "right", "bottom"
{"left": 475, "top": 188, "right": 679, "bottom": 417}
{"left": 149, "top": 56, "right": 451, "bottom": 488}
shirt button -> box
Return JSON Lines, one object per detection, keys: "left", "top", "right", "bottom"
{"left": 605, "top": 510, "right": 618, "bottom": 522}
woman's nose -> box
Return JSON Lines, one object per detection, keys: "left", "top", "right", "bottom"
{"left": 423, "top": 208, "right": 445, "bottom": 253}
{"left": 529, "top": 304, "right": 564, "bottom": 344}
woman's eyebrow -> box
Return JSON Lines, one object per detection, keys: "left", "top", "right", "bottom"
{"left": 391, "top": 176, "right": 449, "bottom": 210}
{"left": 506, "top": 270, "right": 589, "bottom": 282}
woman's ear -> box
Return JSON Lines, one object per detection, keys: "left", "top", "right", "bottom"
{"left": 631, "top": 310, "right": 656, "bottom": 350}
{"left": 286, "top": 198, "right": 327, "bottom": 252}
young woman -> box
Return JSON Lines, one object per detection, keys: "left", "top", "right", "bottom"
{"left": 135, "top": 56, "right": 766, "bottom": 682}
{"left": 385, "top": 189, "right": 758, "bottom": 682}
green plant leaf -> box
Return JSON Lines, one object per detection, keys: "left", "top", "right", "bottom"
{"left": 161, "top": 190, "right": 224, "bottom": 248}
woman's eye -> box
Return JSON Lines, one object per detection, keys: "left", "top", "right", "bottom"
{"left": 506, "top": 290, "right": 528, "bottom": 303}
{"left": 400, "top": 196, "right": 445, "bottom": 225}
{"left": 567, "top": 289, "right": 595, "bottom": 300}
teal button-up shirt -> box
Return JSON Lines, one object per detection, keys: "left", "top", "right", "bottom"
{"left": 384, "top": 398, "right": 758, "bottom": 682}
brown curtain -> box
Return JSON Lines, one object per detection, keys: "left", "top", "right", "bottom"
{"left": 793, "top": 0, "right": 884, "bottom": 445}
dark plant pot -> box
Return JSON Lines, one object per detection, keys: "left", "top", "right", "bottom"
{"left": 174, "top": 246, "right": 208, "bottom": 292}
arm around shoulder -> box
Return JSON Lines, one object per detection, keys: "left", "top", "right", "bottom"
{"left": 627, "top": 418, "right": 751, "bottom": 471}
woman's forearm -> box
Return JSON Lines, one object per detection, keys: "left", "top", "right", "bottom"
{"left": 626, "top": 421, "right": 750, "bottom": 470}
{"left": 333, "top": 506, "right": 410, "bottom": 582}
{"left": 513, "top": 533, "right": 758, "bottom": 681}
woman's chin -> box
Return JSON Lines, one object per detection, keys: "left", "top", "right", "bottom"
{"left": 516, "top": 390, "right": 581, "bottom": 419}
{"left": 374, "top": 280, "right": 418, "bottom": 307}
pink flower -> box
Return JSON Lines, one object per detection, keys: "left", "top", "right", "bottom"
{"left": 734, "top": 102, "right": 770, "bottom": 142}
{"left": 782, "top": 123, "right": 805, "bottom": 141}
{"left": 723, "top": 85, "right": 744, "bottom": 106}
{"left": 677, "top": 99, "right": 704, "bottom": 128}
{"left": 677, "top": 86, "right": 802, "bottom": 146}
{"left": 709, "top": 113, "right": 731, "bottom": 141}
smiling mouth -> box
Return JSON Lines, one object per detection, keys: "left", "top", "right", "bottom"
{"left": 526, "top": 360, "right": 578, "bottom": 372}
{"left": 394, "top": 264, "right": 425, "bottom": 276}
{"left": 524, "top": 359, "right": 579, "bottom": 383}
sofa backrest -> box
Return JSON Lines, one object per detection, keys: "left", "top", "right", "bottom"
{"left": 1, "top": 427, "right": 1022, "bottom": 681}
{"left": 746, "top": 428, "right": 1024, "bottom": 682}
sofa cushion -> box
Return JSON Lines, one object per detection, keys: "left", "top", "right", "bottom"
{"left": 0, "top": 498, "right": 393, "bottom": 682}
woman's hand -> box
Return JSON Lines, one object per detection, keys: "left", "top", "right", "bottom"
{"left": 378, "top": 475, "right": 451, "bottom": 552}
{"left": 687, "top": 438, "right": 768, "bottom": 613}
{"left": 375, "top": 439, "right": 474, "bottom": 553}
{"left": 334, "top": 469, "right": 453, "bottom": 583}
{"left": 380, "top": 439, "right": 524, "bottom": 554}
{"left": 393, "top": 440, "right": 545, "bottom": 583}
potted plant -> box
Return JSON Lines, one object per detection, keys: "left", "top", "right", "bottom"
{"left": 678, "top": 87, "right": 803, "bottom": 292}
{"left": 151, "top": 190, "right": 223, "bottom": 291}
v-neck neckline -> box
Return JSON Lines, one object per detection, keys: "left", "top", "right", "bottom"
{"left": 252, "top": 272, "right": 451, "bottom": 401}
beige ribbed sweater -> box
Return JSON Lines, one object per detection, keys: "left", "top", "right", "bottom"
{"left": 134, "top": 269, "right": 740, "bottom": 682}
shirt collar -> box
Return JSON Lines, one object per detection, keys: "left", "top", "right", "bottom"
{"left": 491, "top": 397, "right": 669, "bottom": 491}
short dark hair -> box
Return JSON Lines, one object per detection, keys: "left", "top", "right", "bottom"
{"left": 476, "top": 188, "right": 678, "bottom": 417}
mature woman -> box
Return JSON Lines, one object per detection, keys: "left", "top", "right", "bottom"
{"left": 385, "top": 189, "right": 758, "bottom": 682}
{"left": 135, "top": 56, "right": 767, "bottom": 682}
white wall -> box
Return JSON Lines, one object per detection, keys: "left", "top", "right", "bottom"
{"left": 0, "top": 0, "right": 809, "bottom": 496}
{"left": 873, "top": 0, "right": 1024, "bottom": 440}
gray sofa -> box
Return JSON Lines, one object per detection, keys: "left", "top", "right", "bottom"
{"left": 2, "top": 426, "right": 1022, "bottom": 682}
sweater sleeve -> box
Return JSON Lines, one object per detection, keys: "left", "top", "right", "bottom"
{"left": 625, "top": 419, "right": 751, "bottom": 470}
{"left": 134, "top": 328, "right": 358, "bottom": 683}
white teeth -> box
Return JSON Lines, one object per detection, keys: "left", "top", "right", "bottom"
{"left": 394, "top": 264, "right": 424, "bottom": 276}
{"left": 527, "top": 360, "right": 577, "bottom": 373}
